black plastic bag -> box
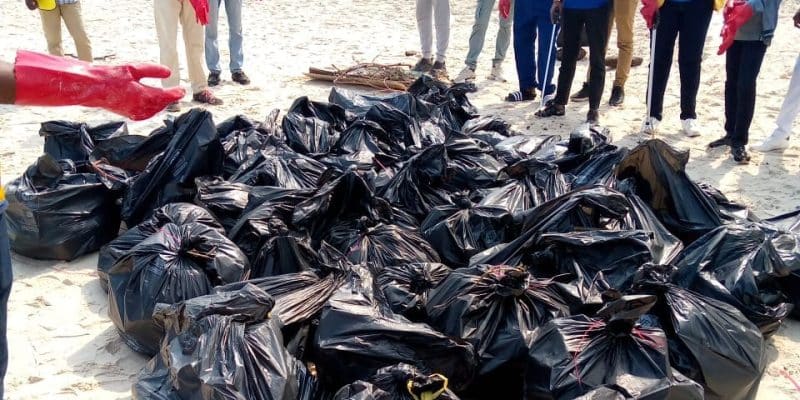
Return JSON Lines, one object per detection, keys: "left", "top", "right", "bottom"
{"left": 216, "top": 114, "right": 259, "bottom": 138}
{"left": 379, "top": 145, "right": 452, "bottom": 219}
{"left": 492, "top": 135, "right": 560, "bottom": 165}
{"left": 614, "top": 139, "right": 722, "bottom": 243}
{"left": 373, "top": 263, "right": 451, "bottom": 321}
{"left": 333, "top": 364, "right": 460, "bottom": 400}
{"left": 286, "top": 96, "right": 352, "bottom": 133}
{"left": 98, "top": 203, "right": 224, "bottom": 291}
{"left": 90, "top": 126, "right": 173, "bottom": 173}
{"left": 40, "top": 120, "right": 128, "bottom": 163}
{"left": 672, "top": 224, "right": 793, "bottom": 336}
{"left": 332, "top": 120, "right": 406, "bottom": 166}
{"left": 121, "top": 109, "right": 224, "bottom": 225}
{"left": 426, "top": 265, "right": 569, "bottom": 391}
{"left": 220, "top": 128, "right": 276, "bottom": 178}
{"left": 462, "top": 115, "right": 514, "bottom": 138}
{"left": 133, "top": 284, "right": 321, "bottom": 400}
{"left": 5, "top": 155, "right": 120, "bottom": 261}
{"left": 313, "top": 277, "right": 477, "bottom": 391}
{"left": 229, "top": 147, "right": 326, "bottom": 189}
{"left": 442, "top": 138, "right": 504, "bottom": 191}
{"left": 282, "top": 112, "right": 339, "bottom": 156}
{"left": 108, "top": 222, "right": 249, "bottom": 355}
{"left": 525, "top": 295, "right": 704, "bottom": 400}
{"left": 478, "top": 159, "right": 569, "bottom": 214}
{"left": 633, "top": 267, "right": 766, "bottom": 400}
{"left": 420, "top": 195, "right": 511, "bottom": 267}
{"left": 618, "top": 179, "right": 684, "bottom": 265}
{"left": 365, "top": 103, "right": 422, "bottom": 150}
{"left": 193, "top": 176, "right": 282, "bottom": 233}
{"left": 329, "top": 87, "right": 421, "bottom": 117}
{"left": 568, "top": 145, "right": 628, "bottom": 188}
{"left": 250, "top": 227, "right": 321, "bottom": 278}
{"left": 326, "top": 218, "right": 440, "bottom": 269}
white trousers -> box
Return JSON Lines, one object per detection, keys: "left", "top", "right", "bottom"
{"left": 773, "top": 54, "right": 800, "bottom": 138}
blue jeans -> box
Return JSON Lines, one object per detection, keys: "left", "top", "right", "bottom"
{"left": 0, "top": 202, "right": 11, "bottom": 400}
{"left": 465, "top": 0, "right": 512, "bottom": 69}
{"left": 205, "top": 0, "right": 244, "bottom": 73}
{"left": 513, "top": 1, "right": 557, "bottom": 94}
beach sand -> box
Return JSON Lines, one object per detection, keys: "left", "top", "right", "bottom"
{"left": 1, "top": 0, "right": 800, "bottom": 398}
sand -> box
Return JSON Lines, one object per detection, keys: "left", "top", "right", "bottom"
{"left": 1, "top": 0, "right": 800, "bottom": 398}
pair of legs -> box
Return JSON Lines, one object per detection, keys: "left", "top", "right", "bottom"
{"left": 541, "top": 5, "right": 610, "bottom": 120}
{"left": 39, "top": 2, "right": 92, "bottom": 62}
{"left": 511, "top": 2, "right": 557, "bottom": 99}
{"left": 416, "top": 0, "right": 451, "bottom": 63}
{"left": 755, "top": 54, "right": 800, "bottom": 151}
{"left": 205, "top": 0, "right": 249, "bottom": 85}
{"left": 465, "top": 0, "right": 512, "bottom": 70}
{"left": 154, "top": 0, "right": 221, "bottom": 105}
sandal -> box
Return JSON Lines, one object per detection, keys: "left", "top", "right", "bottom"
{"left": 535, "top": 101, "right": 566, "bottom": 118}
{"left": 505, "top": 89, "right": 536, "bottom": 102}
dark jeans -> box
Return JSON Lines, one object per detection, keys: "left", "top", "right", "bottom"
{"left": 554, "top": 5, "right": 610, "bottom": 111}
{"left": 648, "top": 0, "right": 712, "bottom": 121}
{"left": 0, "top": 203, "right": 11, "bottom": 400}
{"left": 725, "top": 41, "right": 768, "bottom": 147}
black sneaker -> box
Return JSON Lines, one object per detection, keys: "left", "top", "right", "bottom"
{"left": 571, "top": 82, "right": 590, "bottom": 102}
{"left": 208, "top": 71, "right": 221, "bottom": 87}
{"left": 732, "top": 146, "right": 751, "bottom": 164}
{"left": 609, "top": 86, "right": 624, "bottom": 106}
{"left": 431, "top": 60, "right": 447, "bottom": 74}
{"left": 232, "top": 71, "right": 250, "bottom": 85}
{"left": 587, "top": 109, "right": 600, "bottom": 125}
{"left": 412, "top": 57, "right": 434, "bottom": 73}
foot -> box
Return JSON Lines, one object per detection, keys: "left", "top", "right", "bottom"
{"left": 535, "top": 101, "right": 566, "bottom": 118}
{"left": 208, "top": 71, "right": 221, "bottom": 87}
{"left": 609, "top": 86, "right": 624, "bottom": 107}
{"left": 487, "top": 63, "right": 506, "bottom": 82}
{"left": 454, "top": 66, "right": 476, "bottom": 83}
{"left": 681, "top": 118, "right": 701, "bottom": 137}
{"left": 232, "top": 71, "right": 250, "bottom": 85}
{"left": 192, "top": 89, "right": 224, "bottom": 105}
{"left": 640, "top": 117, "right": 660, "bottom": 135}
{"left": 506, "top": 88, "right": 536, "bottom": 102}
{"left": 571, "top": 82, "right": 590, "bottom": 102}
{"left": 732, "top": 146, "right": 751, "bottom": 164}
{"left": 586, "top": 109, "right": 600, "bottom": 125}
{"left": 752, "top": 133, "right": 790, "bottom": 152}
{"left": 412, "top": 57, "right": 434, "bottom": 73}
{"left": 165, "top": 102, "right": 181, "bottom": 113}
{"left": 708, "top": 136, "right": 732, "bottom": 149}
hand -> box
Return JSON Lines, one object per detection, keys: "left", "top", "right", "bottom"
{"left": 550, "top": 1, "right": 562, "bottom": 24}
{"left": 25, "top": 0, "right": 37, "bottom": 10}
{"left": 640, "top": 0, "right": 659, "bottom": 29}
{"left": 794, "top": 7, "right": 800, "bottom": 28}
{"left": 499, "top": 0, "right": 511, "bottom": 19}
{"left": 718, "top": 1, "right": 754, "bottom": 54}
{"left": 14, "top": 50, "right": 185, "bottom": 120}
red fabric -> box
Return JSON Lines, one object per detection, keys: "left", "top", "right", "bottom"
{"left": 640, "top": 0, "right": 659, "bottom": 29}
{"left": 718, "top": 1, "right": 754, "bottom": 54}
{"left": 499, "top": 0, "right": 511, "bottom": 19}
{"left": 189, "top": 0, "right": 209, "bottom": 25}
{"left": 14, "top": 50, "right": 185, "bottom": 121}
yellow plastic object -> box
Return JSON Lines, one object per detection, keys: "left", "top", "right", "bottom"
{"left": 38, "top": 0, "right": 57, "bottom": 11}
{"left": 714, "top": 0, "right": 725, "bottom": 11}
{"left": 0, "top": 186, "right": 4, "bottom": 202}
{"left": 407, "top": 374, "right": 448, "bottom": 400}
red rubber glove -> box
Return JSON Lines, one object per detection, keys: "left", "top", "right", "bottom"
{"left": 14, "top": 50, "right": 185, "bottom": 121}
{"left": 189, "top": 0, "right": 209, "bottom": 25}
{"left": 718, "top": 1, "right": 754, "bottom": 54}
{"left": 499, "top": 0, "right": 511, "bottom": 19}
{"left": 640, "top": 0, "right": 659, "bottom": 29}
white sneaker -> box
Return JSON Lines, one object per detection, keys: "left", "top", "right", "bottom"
{"left": 454, "top": 66, "right": 476, "bottom": 83}
{"left": 641, "top": 117, "right": 660, "bottom": 135}
{"left": 681, "top": 118, "right": 702, "bottom": 137}
{"left": 487, "top": 64, "right": 507, "bottom": 82}
{"left": 752, "top": 133, "right": 791, "bottom": 152}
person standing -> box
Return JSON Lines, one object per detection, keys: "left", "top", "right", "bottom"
{"left": 535, "top": 0, "right": 610, "bottom": 124}
{"left": 454, "top": 0, "right": 513, "bottom": 83}
{"left": 155, "top": 0, "right": 223, "bottom": 111}
{"left": 25, "top": 0, "right": 92, "bottom": 62}
{"left": 205, "top": 0, "right": 250, "bottom": 86}
{"left": 639, "top": 0, "right": 714, "bottom": 137}
{"left": 709, "top": 0, "right": 783, "bottom": 163}
{"left": 0, "top": 49, "right": 183, "bottom": 399}
{"left": 570, "top": 0, "right": 637, "bottom": 106}
{"left": 503, "top": 0, "right": 558, "bottom": 102}
{"left": 753, "top": 7, "right": 800, "bottom": 152}
{"left": 413, "top": 0, "right": 451, "bottom": 75}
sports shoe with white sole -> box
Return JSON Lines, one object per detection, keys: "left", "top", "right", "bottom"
{"left": 487, "top": 64, "right": 507, "bottom": 82}
{"left": 454, "top": 66, "right": 476, "bottom": 83}
{"left": 640, "top": 117, "right": 660, "bottom": 135}
{"left": 681, "top": 118, "right": 702, "bottom": 137}
{"left": 752, "top": 133, "right": 791, "bottom": 152}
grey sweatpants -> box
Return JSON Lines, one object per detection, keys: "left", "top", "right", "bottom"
{"left": 416, "top": 0, "right": 450, "bottom": 62}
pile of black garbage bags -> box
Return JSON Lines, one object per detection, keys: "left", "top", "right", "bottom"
{"left": 5, "top": 75, "right": 800, "bottom": 399}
